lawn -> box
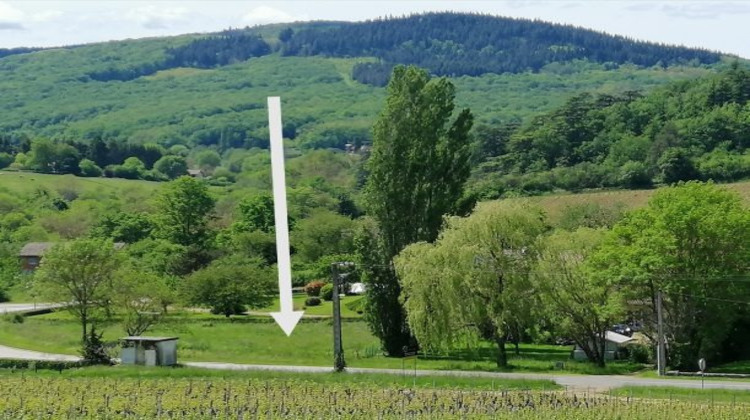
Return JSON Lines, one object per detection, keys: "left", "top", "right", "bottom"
{"left": 0, "top": 310, "right": 644, "bottom": 375}
{"left": 256, "top": 293, "right": 364, "bottom": 318}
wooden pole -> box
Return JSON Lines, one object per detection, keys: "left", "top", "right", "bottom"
{"left": 657, "top": 290, "right": 666, "bottom": 376}
{"left": 332, "top": 263, "right": 345, "bottom": 372}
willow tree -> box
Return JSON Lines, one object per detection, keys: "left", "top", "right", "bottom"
{"left": 361, "top": 65, "right": 473, "bottom": 356}
{"left": 396, "top": 201, "right": 546, "bottom": 367}
{"left": 534, "top": 228, "right": 625, "bottom": 367}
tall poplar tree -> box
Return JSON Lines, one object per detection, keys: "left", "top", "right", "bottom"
{"left": 360, "top": 65, "right": 473, "bottom": 356}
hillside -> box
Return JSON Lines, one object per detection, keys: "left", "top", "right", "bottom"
{"left": 0, "top": 12, "right": 743, "bottom": 208}
{"left": 0, "top": 13, "right": 730, "bottom": 149}
{"left": 469, "top": 64, "right": 750, "bottom": 198}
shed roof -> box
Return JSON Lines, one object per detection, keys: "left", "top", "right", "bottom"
{"left": 605, "top": 331, "right": 634, "bottom": 345}
{"left": 19, "top": 242, "right": 126, "bottom": 257}
{"left": 121, "top": 336, "right": 178, "bottom": 343}
{"left": 18, "top": 242, "right": 56, "bottom": 257}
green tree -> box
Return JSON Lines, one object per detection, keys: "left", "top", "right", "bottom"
{"left": 33, "top": 239, "right": 123, "bottom": 350}
{"left": 113, "top": 266, "right": 174, "bottom": 335}
{"left": 154, "top": 155, "right": 188, "bottom": 179}
{"left": 0, "top": 152, "right": 13, "bottom": 169}
{"left": 361, "top": 65, "right": 474, "bottom": 356}
{"left": 180, "top": 257, "right": 276, "bottom": 317}
{"left": 194, "top": 150, "right": 221, "bottom": 170}
{"left": 154, "top": 176, "right": 215, "bottom": 248}
{"left": 291, "top": 210, "right": 356, "bottom": 262}
{"left": 79, "top": 158, "right": 103, "bottom": 177}
{"left": 91, "top": 212, "right": 154, "bottom": 243}
{"left": 233, "top": 194, "right": 278, "bottom": 233}
{"left": 396, "top": 201, "right": 546, "bottom": 367}
{"left": 594, "top": 182, "right": 750, "bottom": 369}
{"left": 26, "top": 138, "right": 58, "bottom": 173}
{"left": 534, "top": 228, "right": 625, "bottom": 367}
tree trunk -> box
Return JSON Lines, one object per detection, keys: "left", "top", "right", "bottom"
{"left": 81, "top": 314, "right": 88, "bottom": 345}
{"left": 495, "top": 335, "right": 508, "bottom": 368}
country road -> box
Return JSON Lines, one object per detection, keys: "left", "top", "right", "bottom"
{"left": 2, "top": 342, "right": 750, "bottom": 391}
{"left": 0, "top": 303, "right": 63, "bottom": 314}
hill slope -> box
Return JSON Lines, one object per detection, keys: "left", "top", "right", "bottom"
{"left": 0, "top": 13, "right": 730, "bottom": 152}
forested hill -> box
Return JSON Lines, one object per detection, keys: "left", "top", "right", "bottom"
{"left": 469, "top": 64, "right": 750, "bottom": 198}
{"left": 0, "top": 12, "right": 741, "bottom": 190}
{"left": 279, "top": 13, "right": 723, "bottom": 83}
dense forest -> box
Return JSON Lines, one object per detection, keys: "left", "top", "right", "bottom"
{"left": 469, "top": 64, "right": 750, "bottom": 197}
{"left": 280, "top": 13, "right": 723, "bottom": 84}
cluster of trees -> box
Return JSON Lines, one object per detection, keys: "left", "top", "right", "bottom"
{"left": 397, "top": 182, "right": 750, "bottom": 370}
{"left": 165, "top": 30, "right": 271, "bottom": 69}
{"left": 0, "top": 138, "right": 191, "bottom": 181}
{"left": 357, "top": 65, "right": 474, "bottom": 355}
{"left": 280, "top": 12, "right": 721, "bottom": 83}
{"left": 470, "top": 64, "right": 750, "bottom": 197}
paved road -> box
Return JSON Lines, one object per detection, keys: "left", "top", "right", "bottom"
{"left": 184, "top": 362, "right": 750, "bottom": 391}
{"left": 0, "top": 303, "right": 62, "bottom": 314}
{"left": 1, "top": 343, "right": 749, "bottom": 391}
{"left": 0, "top": 344, "right": 80, "bottom": 362}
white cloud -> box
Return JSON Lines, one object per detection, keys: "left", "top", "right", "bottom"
{"left": 0, "top": 1, "right": 25, "bottom": 29}
{"left": 241, "top": 5, "right": 306, "bottom": 25}
{"left": 30, "top": 10, "right": 63, "bottom": 23}
{"left": 661, "top": 1, "right": 750, "bottom": 19}
{"left": 125, "top": 5, "right": 189, "bottom": 30}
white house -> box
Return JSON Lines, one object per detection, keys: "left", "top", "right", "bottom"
{"left": 572, "top": 331, "right": 634, "bottom": 361}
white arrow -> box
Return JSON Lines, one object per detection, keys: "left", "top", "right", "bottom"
{"left": 267, "top": 96, "right": 304, "bottom": 336}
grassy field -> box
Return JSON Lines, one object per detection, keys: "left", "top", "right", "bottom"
{"left": 0, "top": 310, "right": 644, "bottom": 375}
{"left": 256, "top": 293, "right": 364, "bottom": 318}
{"left": 523, "top": 180, "right": 750, "bottom": 223}
{"left": 0, "top": 170, "right": 159, "bottom": 196}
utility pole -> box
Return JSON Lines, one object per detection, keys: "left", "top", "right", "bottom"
{"left": 331, "top": 262, "right": 345, "bottom": 372}
{"left": 657, "top": 290, "right": 666, "bottom": 376}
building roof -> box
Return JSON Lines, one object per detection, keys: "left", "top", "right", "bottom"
{"left": 121, "top": 336, "right": 179, "bottom": 343}
{"left": 605, "top": 331, "right": 634, "bottom": 345}
{"left": 18, "top": 242, "right": 56, "bottom": 257}
{"left": 187, "top": 169, "right": 204, "bottom": 176}
{"left": 19, "top": 242, "right": 126, "bottom": 257}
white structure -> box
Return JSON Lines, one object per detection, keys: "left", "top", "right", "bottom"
{"left": 120, "top": 336, "right": 178, "bottom": 366}
{"left": 349, "top": 282, "right": 366, "bottom": 295}
{"left": 572, "top": 331, "right": 634, "bottom": 361}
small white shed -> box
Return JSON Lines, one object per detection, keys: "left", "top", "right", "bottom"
{"left": 349, "top": 282, "right": 366, "bottom": 295}
{"left": 120, "top": 336, "right": 178, "bottom": 366}
{"left": 572, "top": 331, "right": 633, "bottom": 361}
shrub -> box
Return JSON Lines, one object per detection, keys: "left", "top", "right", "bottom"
{"left": 304, "top": 281, "right": 326, "bottom": 296}
{"left": 78, "top": 159, "right": 103, "bottom": 177}
{"left": 305, "top": 297, "right": 321, "bottom": 307}
{"left": 627, "top": 343, "right": 652, "bottom": 364}
{"left": 321, "top": 283, "right": 334, "bottom": 301}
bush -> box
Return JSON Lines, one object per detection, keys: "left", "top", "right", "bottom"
{"left": 304, "top": 281, "right": 326, "bottom": 297}
{"left": 305, "top": 297, "right": 322, "bottom": 307}
{"left": 78, "top": 159, "right": 103, "bottom": 177}
{"left": 627, "top": 343, "right": 652, "bottom": 364}
{"left": 0, "top": 152, "right": 13, "bottom": 169}
{"left": 320, "top": 283, "right": 334, "bottom": 301}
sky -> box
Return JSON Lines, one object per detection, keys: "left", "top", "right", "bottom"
{"left": 0, "top": 1, "right": 747, "bottom": 58}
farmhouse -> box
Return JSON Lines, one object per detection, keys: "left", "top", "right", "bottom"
{"left": 19, "top": 242, "right": 126, "bottom": 273}
{"left": 572, "top": 331, "right": 634, "bottom": 361}
{"left": 187, "top": 169, "right": 205, "bottom": 179}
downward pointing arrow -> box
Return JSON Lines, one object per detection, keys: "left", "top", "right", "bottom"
{"left": 268, "top": 96, "right": 304, "bottom": 336}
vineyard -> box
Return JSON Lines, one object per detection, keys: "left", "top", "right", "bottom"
{"left": 1, "top": 376, "right": 748, "bottom": 419}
